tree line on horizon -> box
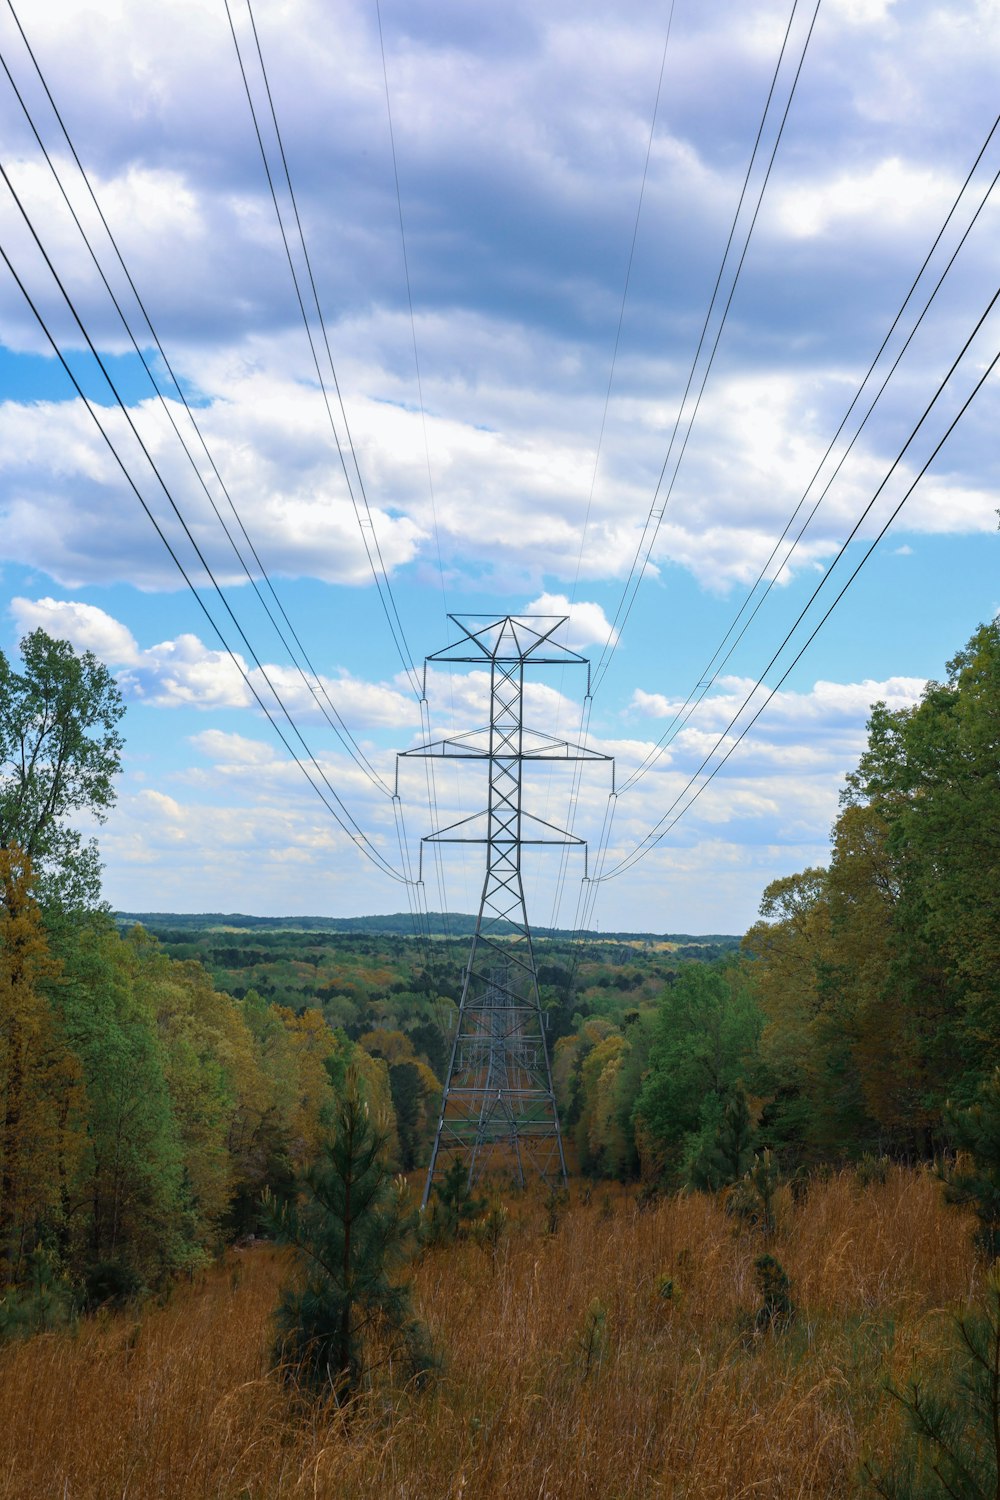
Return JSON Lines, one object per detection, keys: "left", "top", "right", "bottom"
{"left": 113, "top": 908, "right": 741, "bottom": 948}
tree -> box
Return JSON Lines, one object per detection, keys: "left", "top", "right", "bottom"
{"left": 357, "top": 1028, "right": 440, "bottom": 1170}
{"left": 865, "top": 1272, "right": 1000, "bottom": 1499}
{"left": 0, "top": 849, "right": 84, "bottom": 1284}
{"left": 940, "top": 1070, "right": 1000, "bottom": 1259}
{"left": 423, "top": 1156, "right": 485, "bottom": 1245}
{"left": 686, "top": 1085, "right": 757, "bottom": 1191}
{"left": 269, "top": 1073, "right": 431, "bottom": 1401}
{"left": 0, "top": 629, "right": 125, "bottom": 908}
{"left": 48, "top": 916, "right": 188, "bottom": 1283}
{"left": 634, "top": 963, "right": 763, "bottom": 1183}
{"left": 845, "top": 622, "right": 1000, "bottom": 1105}
{"left": 740, "top": 619, "right": 1000, "bottom": 1166}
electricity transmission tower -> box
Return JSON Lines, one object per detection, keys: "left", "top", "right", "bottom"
{"left": 399, "top": 615, "right": 612, "bottom": 1204}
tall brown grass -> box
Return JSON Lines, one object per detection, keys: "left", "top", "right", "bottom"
{"left": 0, "top": 1167, "right": 980, "bottom": 1498}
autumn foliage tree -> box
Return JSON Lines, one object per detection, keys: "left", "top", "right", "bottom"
{"left": 744, "top": 619, "right": 1000, "bottom": 1164}
{"left": 0, "top": 849, "right": 83, "bottom": 1285}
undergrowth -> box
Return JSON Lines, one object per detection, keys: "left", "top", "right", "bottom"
{"left": 0, "top": 1167, "right": 981, "bottom": 1499}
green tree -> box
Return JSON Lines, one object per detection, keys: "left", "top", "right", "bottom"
{"left": 47, "top": 918, "right": 188, "bottom": 1283}
{"left": 845, "top": 622, "right": 1000, "bottom": 1108}
{"left": 685, "top": 1084, "right": 757, "bottom": 1191}
{"left": 634, "top": 963, "right": 762, "bottom": 1183}
{"left": 270, "top": 1073, "right": 430, "bottom": 1400}
{"left": 740, "top": 620, "right": 1000, "bottom": 1166}
{"left": 940, "top": 1070, "right": 1000, "bottom": 1258}
{"left": 0, "top": 629, "right": 125, "bottom": 908}
{"left": 423, "top": 1156, "right": 485, "bottom": 1245}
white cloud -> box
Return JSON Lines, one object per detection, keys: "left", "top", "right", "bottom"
{"left": 629, "top": 672, "right": 926, "bottom": 731}
{"left": 773, "top": 158, "right": 952, "bottom": 241}
{"left": 188, "top": 730, "right": 276, "bottom": 767}
{"left": 0, "top": 0, "right": 996, "bottom": 605}
{"left": 8, "top": 596, "right": 422, "bottom": 737}
{"left": 126, "top": 633, "right": 422, "bottom": 731}
{"left": 120, "top": 634, "right": 250, "bottom": 710}
{"left": 10, "top": 595, "right": 140, "bottom": 663}
{"left": 0, "top": 388, "right": 425, "bottom": 590}
{"left": 826, "top": 0, "right": 897, "bottom": 24}
{"left": 524, "top": 592, "right": 617, "bottom": 650}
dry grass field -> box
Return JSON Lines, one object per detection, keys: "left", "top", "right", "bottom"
{"left": 0, "top": 1168, "right": 980, "bottom": 1499}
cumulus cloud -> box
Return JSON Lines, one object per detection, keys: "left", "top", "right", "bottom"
{"left": 129, "top": 637, "right": 421, "bottom": 730}
{"left": 10, "top": 595, "right": 140, "bottom": 662}
{"left": 772, "top": 158, "right": 954, "bottom": 241}
{"left": 8, "top": 595, "right": 422, "bottom": 736}
{"left": 1, "top": 0, "right": 998, "bottom": 603}
{"left": 120, "top": 634, "right": 250, "bottom": 710}
{"left": 0, "top": 387, "right": 424, "bottom": 590}
{"left": 630, "top": 673, "right": 926, "bottom": 727}
{"left": 523, "top": 593, "right": 618, "bottom": 650}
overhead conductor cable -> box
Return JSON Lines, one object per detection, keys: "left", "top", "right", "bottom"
{"left": 0, "top": 164, "right": 404, "bottom": 882}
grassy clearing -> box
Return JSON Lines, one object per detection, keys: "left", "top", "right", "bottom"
{"left": 0, "top": 1168, "right": 979, "bottom": 1499}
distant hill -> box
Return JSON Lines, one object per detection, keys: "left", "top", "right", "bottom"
{"left": 115, "top": 910, "right": 739, "bottom": 945}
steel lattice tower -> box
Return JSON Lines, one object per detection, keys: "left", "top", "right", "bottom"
{"left": 400, "top": 615, "right": 612, "bottom": 1203}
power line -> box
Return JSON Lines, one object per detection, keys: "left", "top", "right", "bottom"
{"left": 234, "top": 0, "right": 453, "bottom": 942}
{"left": 547, "top": 2, "right": 675, "bottom": 930}
{"left": 0, "top": 163, "right": 405, "bottom": 883}
{"left": 575, "top": 102, "right": 1000, "bottom": 928}
{"left": 616, "top": 109, "right": 1000, "bottom": 800}
{"left": 599, "top": 282, "right": 1000, "bottom": 882}
{"left": 227, "top": 0, "right": 421, "bottom": 698}
{"left": 374, "top": 0, "right": 448, "bottom": 615}
{"left": 1, "top": 5, "right": 396, "bottom": 801}
{"left": 552, "top": 0, "right": 813, "bottom": 928}
{"left": 570, "top": 0, "right": 677, "bottom": 612}
{"left": 590, "top": 0, "right": 821, "bottom": 697}
{"left": 374, "top": 0, "right": 455, "bottom": 933}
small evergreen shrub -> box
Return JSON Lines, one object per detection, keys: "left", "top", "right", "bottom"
{"left": 268, "top": 1075, "right": 434, "bottom": 1402}
{"left": 84, "top": 1259, "right": 146, "bottom": 1312}
{"left": 753, "top": 1253, "right": 794, "bottom": 1334}
{"left": 940, "top": 1071, "right": 1000, "bottom": 1258}
{"left": 864, "top": 1271, "right": 1000, "bottom": 1498}
{"left": 726, "top": 1150, "right": 781, "bottom": 1233}
{"left": 0, "top": 1247, "right": 76, "bottom": 1341}
{"left": 544, "top": 1186, "right": 569, "bottom": 1236}
{"left": 473, "top": 1194, "right": 509, "bottom": 1271}
{"left": 856, "top": 1154, "right": 891, "bottom": 1189}
{"left": 574, "top": 1299, "right": 608, "bottom": 1380}
{"left": 422, "top": 1157, "right": 486, "bottom": 1247}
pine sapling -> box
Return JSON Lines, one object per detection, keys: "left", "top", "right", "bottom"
{"left": 423, "top": 1157, "right": 486, "bottom": 1246}
{"left": 754, "top": 1253, "right": 794, "bottom": 1334}
{"left": 544, "top": 1185, "right": 569, "bottom": 1236}
{"left": 473, "top": 1193, "right": 508, "bottom": 1273}
{"left": 267, "top": 1073, "right": 433, "bottom": 1402}
{"left": 864, "top": 1269, "right": 1000, "bottom": 1499}
{"left": 940, "top": 1071, "right": 1000, "bottom": 1259}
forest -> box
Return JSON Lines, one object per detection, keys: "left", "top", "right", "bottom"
{"left": 1, "top": 617, "right": 999, "bottom": 1497}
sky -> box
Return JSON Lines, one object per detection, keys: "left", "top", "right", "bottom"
{"left": 0, "top": 0, "right": 998, "bottom": 935}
